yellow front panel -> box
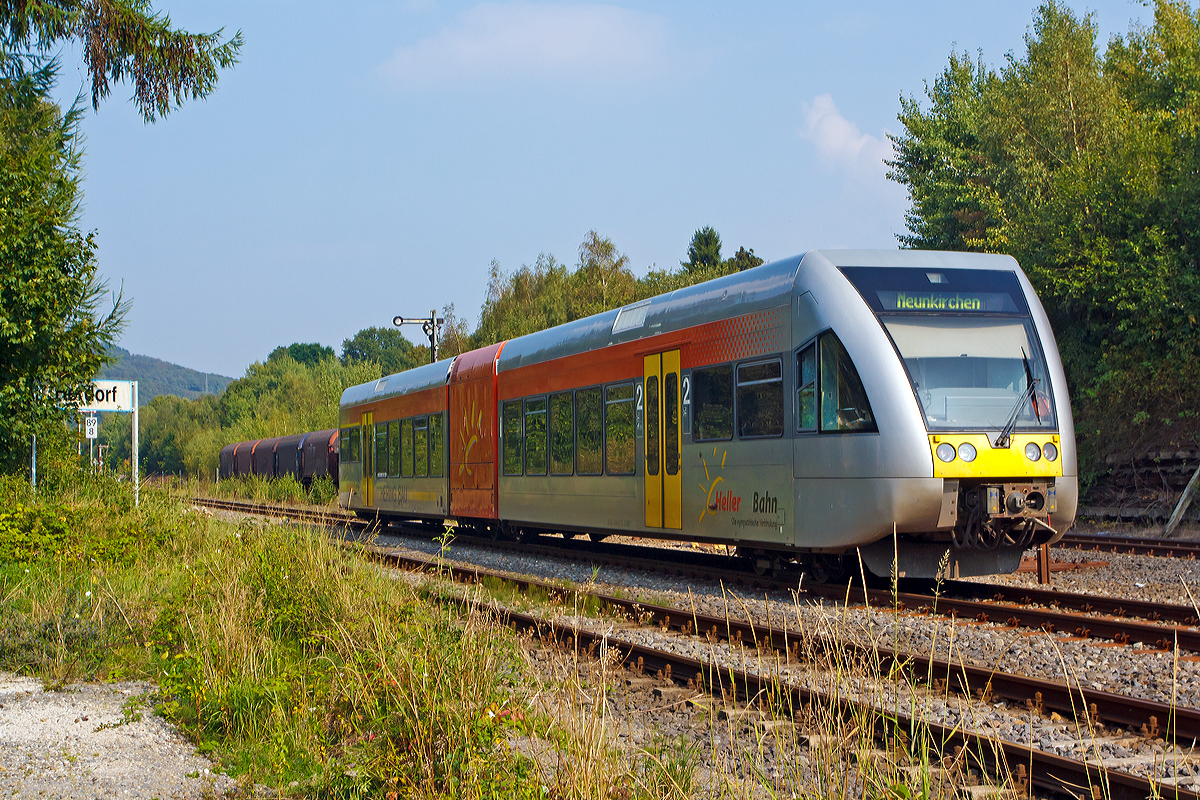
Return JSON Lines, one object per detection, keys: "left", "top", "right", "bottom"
{"left": 362, "top": 412, "right": 374, "bottom": 506}
{"left": 663, "top": 350, "right": 682, "bottom": 530}
{"left": 644, "top": 355, "right": 663, "bottom": 528}
{"left": 929, "top": 433, "right": 1063, "bottom": 479}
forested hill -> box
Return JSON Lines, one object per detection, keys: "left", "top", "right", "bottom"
{"left": 97, "top": 346, "right": 233, "bottom": 404}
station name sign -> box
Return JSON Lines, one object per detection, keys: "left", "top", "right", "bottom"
{"left": 876, "top": 290, "right": 1018, "bottom": 313}
{"left": 78, "top": 380, "right": 135, "bottom": 413}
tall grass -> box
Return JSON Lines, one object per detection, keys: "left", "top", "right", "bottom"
{"left": 0, "top": 475, "right": 544, "bottom": 796}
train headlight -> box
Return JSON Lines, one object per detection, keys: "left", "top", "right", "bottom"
{"left": 957, "top": 443, "right": 977, "bottom": 462}
{"left": 1042, "top": 442, "right": 1058, "bottom": 462}
{"left": 936, "top": 443, "right": 956, "bottom": 462}
{"left": 1024, "top": 442, "right": 1042, "bottom": 462}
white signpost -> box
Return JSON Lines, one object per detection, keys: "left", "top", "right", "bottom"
{"left": 80, "top": 380, "right": 139, "bottom": 506}
{"left": 84, "top": 415, "right": 98, "bottom": 439}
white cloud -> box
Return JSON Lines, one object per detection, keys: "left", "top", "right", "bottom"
{"left": 799, "top": 93, "right": 894, "bottom": 179}
{"left": 380, "top": 2, "right": 670, "bottom": 89}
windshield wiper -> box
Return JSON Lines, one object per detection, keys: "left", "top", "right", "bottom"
{"left": 993, "top": 348, "right": 1040, "bottom": 449}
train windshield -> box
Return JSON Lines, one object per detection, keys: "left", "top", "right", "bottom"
{"left": 840, "top": 267, "right": 1056, "bottom": 432}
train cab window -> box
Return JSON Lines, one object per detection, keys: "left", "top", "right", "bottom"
{"left": 388, "top": 420, "right": 400, "bottom": 476}
{"left": 428, "top": 413, "right": 444, "bottom": 477}
{"left": 401, "top": 419, "right": 414, "bottom": 477}
{"left": 692, "top": 364, "right": 733, "bottom": 441}
{"left": 576, "top": 388, "right": 602, "bottom": 475}
{"left": 502, "top": 400, "right": 523, "bottom": 476}
{"left": 375, "top": 422, "right": 389, "bottom": 478}
{"left": 549, "top": 392, "right": 574, "bottom": 475}
{"left": 796, "top": 345, "right": 817, "bottom": 432}
{"left": 524, "top": 398, "right": 548, "bottom": 475}
{"left": 414, "top": 416, "right": 429, "bottom": 477}
{"left": 819, "top": 332, "right": 877, "bottom": 432}
{"left": 605, "top": 384, "right": 636, "bottom": 475}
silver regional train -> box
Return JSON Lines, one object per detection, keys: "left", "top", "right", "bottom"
{"left": 337, "top": 250, "right": 1077, "bottom": 580}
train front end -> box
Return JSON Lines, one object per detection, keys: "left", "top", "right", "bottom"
{"left": 830, "top": 254, "right": 1077, "bottom": 578}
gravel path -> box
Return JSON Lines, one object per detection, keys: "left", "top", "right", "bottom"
{"left": 0, "top": 673, "right": 235, "bottom": 799}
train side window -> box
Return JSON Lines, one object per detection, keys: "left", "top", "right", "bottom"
{"left": 428, "top": 413, "right": 444, "bottom": 477}
{"left": 692, "top": 364, "right": 733, "bottom": 441}
{"left": 401, "top": 419, "right": 414, "bottom": 477}
{"left": 737, "top": 359, "right": 784, "bottom": 438}
{"left": 796, "top": 344, "right": 817, "bottom": 432}
{"left": 524, "top": 398, "right": 548, "bottom": 475}
{"left": 414, "top": 416, "right": 429, "bottom": 477}
{"left": 819, "top": 332, "right": 878, "bottom": 433}
{"left": 576, "top": 388, "right": 602, "bottom": 475}
{"left": 388, "top": 420, "right": 400, "bottom": 476}
{"left": 348, "top": 426, "right": 360, "bottom": 462}
{"left": 549, "top": 392, "right": 574, "bottom": 475}
{"left": 502, "top": 400, "right": 523, "bottom": 476}
{"left": 375, "top": 422, "right": 389, "bottom": 478}
{"left": 664, "top": 372, "right": 680, "bottom": 475}
{"left": 605, "top": 384, "right": 636, "bottom": 475}
{"left": 339, "top": 428, "right": 352, "bottom": 463}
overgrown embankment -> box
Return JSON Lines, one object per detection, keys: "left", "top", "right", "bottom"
{"left": 0, "top": 474, "right": 543, "bottom": 797}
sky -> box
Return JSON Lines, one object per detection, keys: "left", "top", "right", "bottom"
{"left": 52, "top": 0, "right": 1153, "bottom": 379}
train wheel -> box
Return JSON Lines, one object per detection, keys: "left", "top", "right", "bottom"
{"left": 808, "top": 554, "right": 848, "bottom": 585}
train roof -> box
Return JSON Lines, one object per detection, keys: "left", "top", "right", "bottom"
{"left": 339, "top": 248, "right": 1028, "bottom": 409}
{"left": 809, "top": 249, "right": 1019, "bottom": 271}
{"left": 495, "top": 254, "right": 804, "bottom": 373}
{"left": 339, "top": 357, "right": 454, "bottom": 409}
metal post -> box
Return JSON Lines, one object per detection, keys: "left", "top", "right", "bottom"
{"left": 393, "top": 312, "right": 444, "bottom": 365}
{"left": 132, "top": 382, "right": 139, "bottom": 507}
{"left": 30, "top": 432, "right": 36, "bottom": 489}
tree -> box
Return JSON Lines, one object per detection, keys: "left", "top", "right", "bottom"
{"left": 0, "top": 58, "right": 126, "bottom": 472}
{"left": 269, "top": 342, "right": 334, "bottom": 368}
{"left": 2, "top": 0, "right": 243, "bottom": 122}
{"left": 340, "top": 327, "right": 422, "bottom": 376}
{"left": 726, "top": 246, "right": 764, "bottom": 272}
{"left": 573, "top": 230, "right": 636, "bottom": 318}
{"left": 682, "top": 226, "right": 723, "bottom": 273}
{"left": 888, "top": 0, "right": 1200, "bottom": 475}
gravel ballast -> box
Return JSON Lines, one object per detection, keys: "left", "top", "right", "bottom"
{"left": 0, "top": 673, "right": 234, "bottom": 799}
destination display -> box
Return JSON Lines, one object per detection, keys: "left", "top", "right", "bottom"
{"left": 875, "top": 290, "right": 1019, "bottom": 313}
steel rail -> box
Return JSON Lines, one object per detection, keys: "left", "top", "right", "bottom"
{"left": 191, "top": 497, "right": 1200, "bottom": 652}
{"left": 1058, "top": 534, "right": 1200, "bottom": 558}
{"left": 364, "top": 544, "right": 1200, "bottom": 800}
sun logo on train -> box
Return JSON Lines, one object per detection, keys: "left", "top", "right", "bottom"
{"left": 458, "top": 397, "right": 485, "bottom": 476}
{"left": 698, "top": 445, "right": 726, "bottom": 523}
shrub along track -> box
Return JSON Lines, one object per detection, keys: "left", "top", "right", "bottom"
{"left": 194, "top": 496, "right": 1200, "bottom": 798}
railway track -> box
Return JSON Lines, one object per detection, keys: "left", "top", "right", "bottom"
{"left": 362, "top": 543, "right": 1200, "bottom": 799}
{"left": 193, "top": 496, "right": 1200, "bottom": 653}
{"left": 193, "top": 495, "right": 1200, "bottom": 796}
{"left": 1058, "top": 532, "right": 1200, "bottom": 559}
